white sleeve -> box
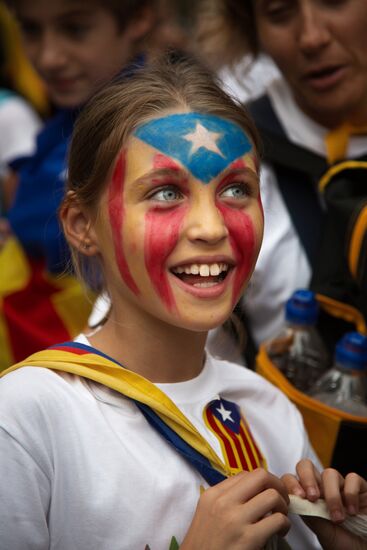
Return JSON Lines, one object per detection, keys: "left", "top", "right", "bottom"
{"left": 0, "top": 426, "right": 50, "bottom": 549}
{"left": 242, "top": 163, "right": 312, "bottom": 345}
{"left": 0, "top": 97, "right": 41, "bottom": 166}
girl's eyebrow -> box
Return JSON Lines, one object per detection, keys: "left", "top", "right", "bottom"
{"left": 217, "top": 162, "right": 259, "bottom": 189}
{"left": 134, "top": 168, "right": 188, "bottom": 188}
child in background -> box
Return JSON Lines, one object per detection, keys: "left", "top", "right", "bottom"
{"left": 0, "top": 0, "right": 157, "bottom": 368}
{"left": 1, "top": 53, "right": 366, "bottom": 550}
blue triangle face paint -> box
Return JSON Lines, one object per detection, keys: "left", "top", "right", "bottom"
{"left": 134, "top": 113, "right": 253, "bottom": 183}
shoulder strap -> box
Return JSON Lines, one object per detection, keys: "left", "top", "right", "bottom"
{"left": 248, "top": 95, "right": 326, "bottom": 267}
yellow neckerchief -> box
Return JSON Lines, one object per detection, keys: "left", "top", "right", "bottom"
{"left": 325, "top": 123, "right": 367, "bottom": 164}
{"left": 1, "top": 343, "right": 235, "bottom": 478}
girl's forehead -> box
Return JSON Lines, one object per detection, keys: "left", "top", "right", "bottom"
{"left": 133, "top": 112, "right": 254, "bottom": 183}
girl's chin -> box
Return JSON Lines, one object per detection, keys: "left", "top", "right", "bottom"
{"left": 170, "top": 310, "right": 233, "bottom": 334}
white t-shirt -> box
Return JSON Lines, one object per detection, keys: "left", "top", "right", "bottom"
{"left": 0, "top": 92, "right": 41, "bottom": 172}
{"left": 0, "top": 334, "right": 320, "bottom": 549}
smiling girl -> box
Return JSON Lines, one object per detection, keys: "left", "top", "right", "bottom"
{"left": 0, "top": 54, "right": 366, "bottom": 550}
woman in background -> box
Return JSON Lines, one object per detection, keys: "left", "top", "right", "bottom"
{"left": 196, "top": 0, "right": 367, "bottom": 359}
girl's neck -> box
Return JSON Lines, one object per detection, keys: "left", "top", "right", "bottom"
{"left": 87, "top": 309, "right": 208, "bottom": 384}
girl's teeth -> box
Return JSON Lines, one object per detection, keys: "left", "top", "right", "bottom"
{"left": 209, "top": 264, "right": 220, "bottom": 276}
{"left": 199, "top": 265, "right": 210, "bottom": 277}
{"left": 193, "top": 281, "right": 218, "bottom": 288}
{"left": 173, "top": 263, "right": 229, "bottom": 276}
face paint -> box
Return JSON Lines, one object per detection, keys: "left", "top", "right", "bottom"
{"left": 144, "top": 205, "right": 188, "bottom": 312}
{"left": 217, "top": 200, "right": 256, "bottom": 305}
{"left": 215, "top": 157, "right": 258, "bottom": 304}
{"left": 153, "top": 153, "right": 181, "bottom": 172}
{"left": 108, "top": 152, "right": 139, "bottom": 295}
{"left": 134, "top": 113, "right": 253, "bottom": 183}
{"left": 132, "top": 113, "right": 259, "bottom": 313}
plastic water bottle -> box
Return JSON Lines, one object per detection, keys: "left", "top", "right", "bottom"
{"left": 310, "top": 332, "right": 367, "bottom": 416}
{"left": 266, "top": 289, "right": 329, "bottom": 391}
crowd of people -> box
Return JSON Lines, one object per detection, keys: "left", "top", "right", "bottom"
{"left": 0, "top": 1, "right": 367, "bottom": 548}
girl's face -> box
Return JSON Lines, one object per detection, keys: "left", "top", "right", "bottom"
{"left": 94, "top": 110, "right": 263, "bottom": 332}
{"left": 14, "top": 0, "right": 150, "bottom": 108}
{"left": 255, "top": 0, "right": 367, "bottom": 127}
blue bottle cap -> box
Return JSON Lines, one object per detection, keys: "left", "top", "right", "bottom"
{"left": 285, "top": 289, "right": 319, "bottom": 325}
{"left": 335, "top": 332, "right": 367, "bottom": 370}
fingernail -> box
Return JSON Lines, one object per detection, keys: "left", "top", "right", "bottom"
{"left": 307, "top": 487, "right": 318, "bottom": 499}
{"left": 293, "top": 487, "right": 306, "bottom": 497}
{"left": 331, "top": 510, "right": 345, "bottom": 523}
{"left": 348, "top": 505, "right": 357, "bottom": 515}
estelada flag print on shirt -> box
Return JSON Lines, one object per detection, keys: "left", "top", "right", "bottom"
{"left": 204, "top": 397, "right": 267, "bottom": 474}
{"left": 134, "top": 113, "right": 253, "bottom": 183}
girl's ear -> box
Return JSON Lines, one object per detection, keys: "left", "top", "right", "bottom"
{"left": 60, "top": 192, "right": 99, "bottom": 257}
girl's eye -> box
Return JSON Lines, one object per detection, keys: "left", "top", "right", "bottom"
{"left": 220, "top": 183, "right": 248, "bottom": 200}
{"left": 149, "top": 186, "right": 183, "bottom": 203}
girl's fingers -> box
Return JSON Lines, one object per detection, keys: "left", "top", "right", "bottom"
{"left": 250, "top": 512, "right": 291, "bottom": 548}
{"left": 281, "top": 473, "right": 306, "bottom": 498}
{"left": 238, "top": 486, "right": 289, "bottom": 525}
{"left": 321, "top": 468, "right": 346, "bottom": 523}
{"left": 295, "top": 459, "right": 322, "bottom": 501}
{"left": 217, "top": 468, "right": 290, "bottom": 507}
{"left": 343, "top": 472, "right": 367, "bottom": 515}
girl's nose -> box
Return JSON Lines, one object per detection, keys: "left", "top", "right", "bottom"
{"left": 185, "top": 194, "right": 229, "bottom": 245}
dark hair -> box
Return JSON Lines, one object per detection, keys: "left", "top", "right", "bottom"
{"left": 63, "top": 52, "right": 260, "bottom": 289}
{"left": 5, "top": 0, "right": 158, "bottom": 31}
{"left": 195, "top": 0, "right": 258, "bottom": 70}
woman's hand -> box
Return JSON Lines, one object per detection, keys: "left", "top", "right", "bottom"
{"left": 181, "top": 468, "right": 290, "bottom": 550}
{"left": 282, "top": 459, "right": 367, "bottom": 550}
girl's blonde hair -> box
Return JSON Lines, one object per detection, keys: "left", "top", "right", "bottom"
{"left": 195, "top": 0, "right": 258, "bottom": 71}
{"left": 64, "top": 52, "right": 260, "bottom": 290}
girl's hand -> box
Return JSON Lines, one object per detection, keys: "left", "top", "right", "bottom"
{"left": 181, "top": 468, "right": 290, "bottom": 550}
{"left": 282, "top": 459, "right": 367, "bottom": 550}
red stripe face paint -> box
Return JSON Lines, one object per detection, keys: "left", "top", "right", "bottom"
{"left": 153, "top": 153, "right": 181, "bottom": 172}
{"left": 108, "top": 152, "right": 139, "bottom": 295}
{"left": 217, "top": 200, "right": 256, "bottom": 306}
{"left": 144, "top": 204, "right": 188, "bottom": 312}
{"left": 215, "top": 156, "right": 258, "bottom": 305}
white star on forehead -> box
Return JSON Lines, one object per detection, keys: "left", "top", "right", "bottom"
{"left": 216, "top": 402, "right": 234, "bottom": 423}
{"left": 184, "top": 123, "right": 224, "bottom": 157}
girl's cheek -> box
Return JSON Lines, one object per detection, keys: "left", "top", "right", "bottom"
{"left": 108, "top": 152, "right": 139, "bottom": 295}
{"left": 144, "top": 206, "right": 188, "bottom": 311}
{"left": 218, "top": 204, "right": 257, "bottom": 304}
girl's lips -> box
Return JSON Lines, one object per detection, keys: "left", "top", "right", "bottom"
{"left": 304, "top": 65, "right": 348, "bottom": 92}
{"left": 169, "top": 267, "right": 234, "bottom": 299}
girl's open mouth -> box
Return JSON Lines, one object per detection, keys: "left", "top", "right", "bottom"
{"left": 171, "top": 262, "right": 232, "bottom": 288}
